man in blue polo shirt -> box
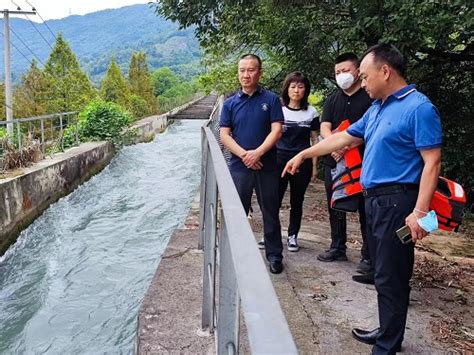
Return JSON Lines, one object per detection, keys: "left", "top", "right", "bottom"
{"left": 282, "top": 44, "right": 442, "bottom": 354}
{"left": 220, "top": 54, "right": 285, "bottom": 274}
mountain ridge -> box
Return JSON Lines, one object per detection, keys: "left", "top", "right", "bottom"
{"left": 0, "top": 4, "right": 201, "bottom": 84}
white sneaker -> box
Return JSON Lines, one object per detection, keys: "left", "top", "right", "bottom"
{"left": 287, "top": 235, "right": 299, "bottom": 252}
{"left": 257, "top": 238, "right": 265, "bottom": 250}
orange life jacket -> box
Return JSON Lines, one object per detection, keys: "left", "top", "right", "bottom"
{"left": 430, "top": 177, "right": 466, "bottom": 231}
{"left": 330, "top": 120, "right": 363, "bottom": 212}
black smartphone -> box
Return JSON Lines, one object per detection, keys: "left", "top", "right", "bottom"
{"left": 396, "top": 225, "right": 412, "bottom": 244}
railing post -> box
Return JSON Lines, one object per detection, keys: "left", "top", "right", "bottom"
{"left": 75, "top": 114, "right": 79, "bottom": 145}
{"left": 40, "top": 118, "right": 45, "bottom": 153}
{"left": 201, "top": 143, "right": 218, "bottom": 332}
{"left": 16, "top": 120, "right": 21, "bottom": 150}
{"left": 59, "top": 113, "right": 64, "bottom": 151}
{"left": 217, "top": 217, "right": 240, "bottom": 354}
{"left": 198, "top": 127, "right": 209, "bottom": 250}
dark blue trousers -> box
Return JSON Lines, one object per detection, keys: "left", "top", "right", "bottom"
{"left": 230, "top": 169, "right": 283, "bottom": 262}
{"left": 325, "top": 166, "right": 369, "bottom": 259}
{"left": 365, "top": 190, "right": 417, "bottom": 355}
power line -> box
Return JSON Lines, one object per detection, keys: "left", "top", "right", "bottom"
{"left": 9, "top": 25, "right": 45, "bottom": 66}
{"left": 2, "top": 8, "right": 37, "bottom": 135}
{"left": 0, "top": 30, "right": 34, "bottom": 66}
{"left": 33, "top": 12, "right": 55, "bottom": 41}
{"left": 23, "top": 14, "right": 53, "bottom": 50}
{"left": 23, "top": 0, "right": 56, "bottom": 41}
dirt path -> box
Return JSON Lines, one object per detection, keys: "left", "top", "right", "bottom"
{"left": 250, "top": 180, "right": 473, "bottom": 354}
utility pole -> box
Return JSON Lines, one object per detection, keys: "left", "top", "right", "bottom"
{"left": 1, "top": 9, "right": 36, "bottom": 137}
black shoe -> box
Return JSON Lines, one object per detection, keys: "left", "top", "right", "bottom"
{"left": 269, "top": 260, "right": 283, "bottom": 274}
{"left": 351, "top": 327, "right": 380, "bottom": 345}
{"left": 352, "top": 328, "right": 401, "bottom": 352}
{"left": 356, "top": 259, "right": 372, "bottom": 274}
{"left": 352, "top": 271, "right": 375, "bottom": 285}
{"left": 317, "top": 249, "right": 348, "bottom": 262}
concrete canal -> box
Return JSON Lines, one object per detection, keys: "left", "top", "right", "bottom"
{"left": 0, "top": 120, "right": 203, "bottom": 353}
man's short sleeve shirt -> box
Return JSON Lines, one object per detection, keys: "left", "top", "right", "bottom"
{"left": 321, "top": 88, "right": 372, "bottom": 166}
{"left": 321, "top": 88, "right": 372, "bottom": 127}
{"left": 220, "top": 87, "right": 284, "bottom": 171}
{"left": 347, "top": 84, "right": 442, "bottom": 188}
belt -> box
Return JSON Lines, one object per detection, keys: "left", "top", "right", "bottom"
{"left": 362, "top": 184, "right": 419, "bottom": 198}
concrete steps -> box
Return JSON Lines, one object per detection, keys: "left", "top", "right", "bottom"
{"left": 170, "top": 94, "right": 218, "bottom": 120}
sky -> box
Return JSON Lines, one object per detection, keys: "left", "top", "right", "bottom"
{"left": 0, "top": 0, "right": 151, "bottom": 21}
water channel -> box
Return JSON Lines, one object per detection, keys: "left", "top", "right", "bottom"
{"left": 0, "top": 120, "right": 204, "bottom": 354}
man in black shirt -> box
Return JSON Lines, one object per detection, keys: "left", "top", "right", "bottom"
{"left": 317, "top": 53, "right": 373, "bottom": 281}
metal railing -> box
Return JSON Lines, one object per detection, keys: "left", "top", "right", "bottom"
{"left": 0, "top": 112, "right": 78, "bottom": 170}
{"left": 199, "top": 97, "right": 297, "bottom": 353}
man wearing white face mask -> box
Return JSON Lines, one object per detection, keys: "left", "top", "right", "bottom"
{"left": 317, "top": 53, "right": 374, "bottom": 283}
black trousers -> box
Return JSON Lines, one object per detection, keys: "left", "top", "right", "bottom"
{"left": 324, "top": 166, "right": 369, "bottom": 259}
{"left": 230, "top": 169, "right": 283, "bottom": 262}
{"left": 277, "top": 151, "right": 313, "bottom": 238}
{"left": 364, "top": 188, "right": 417, "bottom": 355}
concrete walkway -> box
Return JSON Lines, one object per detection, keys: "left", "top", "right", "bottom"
{"left": 136, "top": 181, "right": 473, "bottom": 354}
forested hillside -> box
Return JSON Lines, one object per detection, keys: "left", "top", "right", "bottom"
{"left": 0, "top": 4, "right": 202, "bottom": 83}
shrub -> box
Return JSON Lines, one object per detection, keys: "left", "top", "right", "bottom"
{"left": 76, "top": 100, "right": 132, "bottom": 144}
{"left": 63, "top": 124, "right": 78, "bottom": 148}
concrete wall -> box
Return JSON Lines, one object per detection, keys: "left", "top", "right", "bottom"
{"left": 0, "top": 142, "right": 115, "bottom": 254}
{"left": 131, "top": 96, "right": 204, "bottom": 143}
{"left": 131, "top": 114, "right": 168, "bottom": 143}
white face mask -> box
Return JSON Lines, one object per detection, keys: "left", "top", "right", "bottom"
{"left": 336, "top": 72, "right": 355, "bottom": 90}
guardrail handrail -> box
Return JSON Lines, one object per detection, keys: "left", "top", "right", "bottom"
{"left": 0, "top": 111, "right": 76, "bottom": 123}
{"left": 200, "top": 96, "right": 297, "bottom": 353}
{"left": 0, "top": 112, "right": 79, "bottom": 172}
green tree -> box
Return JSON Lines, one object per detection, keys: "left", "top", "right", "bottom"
{"left": 100, "top": 58, "right": 131, "bottom": 108}
{"left": 156, "top": 79, "right": 200, "bottom": 112}
{"left": 44, "top": 33, "right": 97, "bottom": 113}
{"left": 13, "top": 60, "right": 49, "bottom": 118}
{"left": 128, "top": 52, "right": 157, "bottom": 117}
{"left": 128, "top": 94, "right": 150, "bottom": 119}
{"left": 198, "top": 61, "right": 238, "bottom": 95}
{"left": 151, "top": 67, "right": 179, "bottom": 96}
{"left": 155, "top": 0, "right": 474, "bottom": 205}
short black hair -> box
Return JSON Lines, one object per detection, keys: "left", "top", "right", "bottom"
{"left": 361, "top": 44, "right": 406, "bottom": 77}
{"left": 239, "top": 53, "right": 262, "bottom": 70}
{"left": 335, "top": 52, "right": 359, "bottom": 67}
{"left": 281, "top": 71, "right": 311, "bottom": 110}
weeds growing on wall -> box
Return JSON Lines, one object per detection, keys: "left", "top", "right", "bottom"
{"left": 1, "top": 136, "right": 42, "bottom": 171}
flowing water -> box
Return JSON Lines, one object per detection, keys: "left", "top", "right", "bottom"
{"left": 0, "top": 120, "right": 204, "bottom": 354}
